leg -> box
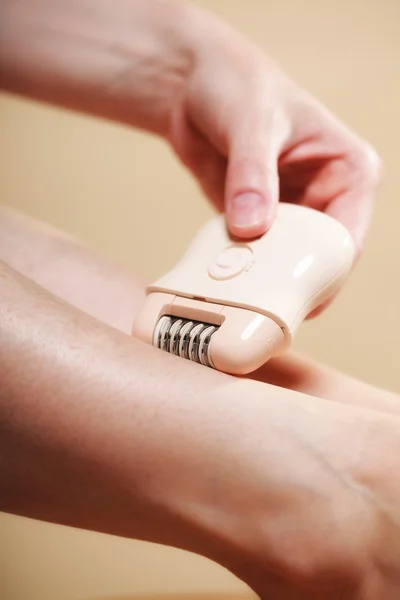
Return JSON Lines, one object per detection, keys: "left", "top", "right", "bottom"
{"left": 0, "top": 205, "right": 398, "bottom": 411}
{"left": 0, "top": 206, "right": 145, "bottom": 334}
{"left": 253, "top": 353, "right": 400, "bottom": 413}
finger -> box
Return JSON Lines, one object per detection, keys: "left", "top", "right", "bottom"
{"left": 301, "top": 183, "right": 372, "bottom": 320}
{"left": 286, "top": 96, "right": 382, "bottom": 254}
{"left": 325, "top": 143, "right": 382, "bottom": 258}
{"left": 307, "top": 184, "right": 377, "bottom": 319}
{"left": 306, "top": 295, "right": 335, "bottom": 319}
{"left": 306, "top": 186, "right": 372, "bottom": 320}
{"left": 325, "top": 188, "right": 376, "bottom": 260}
{"left": 225, "top": 113, "right": 289, "bottom": 239}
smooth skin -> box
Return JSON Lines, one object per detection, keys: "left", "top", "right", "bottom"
{"left": 2, "top": 207, "right": 400, "bottom": 599}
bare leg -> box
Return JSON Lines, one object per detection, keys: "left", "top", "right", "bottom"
{"left": 0, "top": 206, "right": 145, "bottom": 334}
{"left": 2, "top": 208, "right": 400, "bottom": 596}
{"left": 0, "top": 206, "right": 398, "bottom": 413}
{"left": 253, "top": 354, "right": 400, "bottom": 413}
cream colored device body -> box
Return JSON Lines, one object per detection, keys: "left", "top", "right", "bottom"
{"left": 132, "top": 204, "right": 355, "bottom": 375}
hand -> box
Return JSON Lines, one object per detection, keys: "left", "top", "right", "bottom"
{"left": 169, "top": 4, "right": 382, "bottom": 253}
{"left": 1, "top": 0, "right": 381, "bottom": 258}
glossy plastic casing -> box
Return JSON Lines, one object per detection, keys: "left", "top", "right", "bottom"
{"left": 132, "top": 204, "right": 355, "bottom": 374}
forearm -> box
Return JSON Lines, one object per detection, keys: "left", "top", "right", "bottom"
{"left": 0, "top": 0, "right": 198, "bottom": 135}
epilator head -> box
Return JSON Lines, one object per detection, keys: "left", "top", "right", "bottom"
{"left": 132, "top": 204, "right": 355, "bottom": 375}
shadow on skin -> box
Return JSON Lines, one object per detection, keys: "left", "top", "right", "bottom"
{"left": 251, "top": 354, "right": 315, "bottom": 392}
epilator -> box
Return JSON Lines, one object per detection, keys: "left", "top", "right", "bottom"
{"left": 132, "top": 204, "right": 355, "bottom": 375}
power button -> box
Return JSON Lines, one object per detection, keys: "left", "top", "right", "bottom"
{"left": 208, "top": 245, "right": 253, "bottom": 280}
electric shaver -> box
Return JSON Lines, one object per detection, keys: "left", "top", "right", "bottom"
{"left": 132, "top": 204, "right": 355, "bottom": 375}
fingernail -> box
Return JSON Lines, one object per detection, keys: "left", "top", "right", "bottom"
{"left": 229, "top": 192, "right": 266, "bottom": 229}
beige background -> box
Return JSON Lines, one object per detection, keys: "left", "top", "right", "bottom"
{"left": 1, "top": 0, "right": 400, "bottom": 598}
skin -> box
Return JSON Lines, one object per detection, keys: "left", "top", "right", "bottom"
{"left": 0, "top": 1, "right": 398, "bottom": 597}
{"left": 1, "top": 207, "right": 399, "bottom": 414}
{"left": 1, "top": 0, "right": 381, "bottom": 250}
{"left": 1, "top": 207, "right": 400, "bottom": 600}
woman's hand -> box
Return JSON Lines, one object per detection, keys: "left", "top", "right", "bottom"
{"left": 1, "top": 0, "right": 381, "bottom": 255}
{"left": 169, "top": 4, "right": 382, "bottom": 251}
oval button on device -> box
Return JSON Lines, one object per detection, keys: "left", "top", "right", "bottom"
{"left": 208, "top": 245, "right": 253, "bottom": 280}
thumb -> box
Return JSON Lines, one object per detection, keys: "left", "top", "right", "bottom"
{"left": 225, "top": 117, "right": 287, "bottom": 239}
